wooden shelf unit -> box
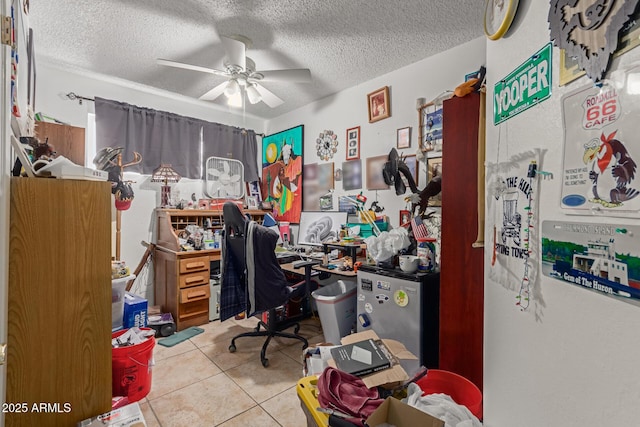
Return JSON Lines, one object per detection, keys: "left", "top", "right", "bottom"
{"left": 154, "top": 208, "right": 267, "bottom": 330}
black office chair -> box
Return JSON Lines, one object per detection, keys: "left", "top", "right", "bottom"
{"left": 220, "top": 202, "right": 318, "bottom": 367}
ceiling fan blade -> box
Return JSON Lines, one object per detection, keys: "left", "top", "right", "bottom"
{"left": 257, "top": 69, "right": 312, "bottom": 83}
{"left": 157, "top": 58, "right": 228, "bottom": 77}
{"left": 253, "top": 83, "right": 284, "bottom": 108}
{"left": 199, "top": 81, "right": 228, "bottom": 101}
{"left": 220, "top": 36, "right": 246, "bottom": 70}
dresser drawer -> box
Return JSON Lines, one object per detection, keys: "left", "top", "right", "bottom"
{"left": 179, "top": 256, "right": 209, "bottom": 274}
{"left": 178, "top": 298, "right": 209, "bottom": 320}
{"left": 179, "top": 271, "right": 209, "bottom": 288}
{"left": 179, "top": 284, "right": 210, "bottom": 304}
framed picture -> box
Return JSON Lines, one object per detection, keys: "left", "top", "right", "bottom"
{"left": 297, "top": 211, "right": 348, "bottom": 245}
{"left": 367, "top": 86, "right": 391, "bottom": 123}
{"left": 366, "top": 155, "right": 389, "bottom": 190}
{"left": 261, "top": 125, "right": 303, "bottom": 223}
{"left": 346, "top": 126, "right": 360, "bottom": 160}
{"left": 247, "top": 195, "right": 259, "bottom": 209}
{"left": 397, "top": 127, "right": 411, "bottom": 149}
{"left": 246, "top": 180, "right": 263, "bottom": 202}
{"left": 400, "top": 210, "right": 411, "bottom": 226}
{"left": 342, "top": 159, "right": 362, "bottom": 191}
{"left": 402, "top": 154, "right": 418, "bottom": 186}
{"left": 419, "top": 103, "right": 443, "bottom": 152}
{"left": 427, "top": 156, "right": 442, "bottom": 207}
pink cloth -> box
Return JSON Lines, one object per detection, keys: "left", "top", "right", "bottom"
{"left": 317, "top": 367, "right": 384, "bottom": 425}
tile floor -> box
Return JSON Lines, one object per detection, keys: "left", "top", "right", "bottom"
{"left": 139, "top": 315, "right": 325, "bottom": 426}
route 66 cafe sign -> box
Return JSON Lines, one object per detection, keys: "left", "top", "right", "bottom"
{"left": 494, "top": 43, "right": 552, "bottom": 125}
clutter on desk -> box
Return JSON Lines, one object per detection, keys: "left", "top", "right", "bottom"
{"left": 364, "top": 227, "right": 411, "bottom": 265}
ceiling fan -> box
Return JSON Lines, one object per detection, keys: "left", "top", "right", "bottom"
{"left": 157, "top": 35, "right": 312, "bottom": 108}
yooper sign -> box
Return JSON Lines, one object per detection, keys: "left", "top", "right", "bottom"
{"left": 494, "top": 43, "right": 552, "bottom": 125}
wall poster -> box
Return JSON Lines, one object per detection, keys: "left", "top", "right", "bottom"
{"left": 262, "top": 125, "right": 303, "bottom": 223}
{"left": 542, "top": 220, "right": 640, "bottom": 308}
{"left": 486, "top": 149, "right": 543, "bottom": 313}
{"left": 561, "top": 70, "right": 640, "bottom": 215}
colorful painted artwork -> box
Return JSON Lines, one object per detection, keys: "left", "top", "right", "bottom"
{"left": 542, "top": 220, "right": 640, "bottom": 307}
{"left": 262, "top": 125, "right": 303, "bottom": 223}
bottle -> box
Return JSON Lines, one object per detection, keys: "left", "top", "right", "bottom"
{"left": 214, "top": 230, "right": 221, "bottom": 249}
{"left": 417, "top": 238, "right": 436, "bottom": 272}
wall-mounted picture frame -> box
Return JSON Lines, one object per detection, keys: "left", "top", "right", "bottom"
{"left": 397, "top": 127, "right": 411, "bottom": 149}
{"left": 419, "top": 103, "right": 443, "bottom": 152}
{"left": 427, "top": 156, "right": 442, "bottom": 207}
{"left": 400, "top": 210, "right": 411, "bottom": 226}
{"left": 247, "top": 195, "right": 259, "bottom": 209}
{"left": 367, "top": 86, "right": 391, "bottom": 123}
{"left": 342, "top": 159, "right": 362, "bottom": 191}
{"left": 402, "top": 154, "right": 418, "bottom": 185}
{"left": 346, "top": 126, "right": 360, "bottom": 160}
{"left": 366, "top": 155, "right": 390, "bottom": 190}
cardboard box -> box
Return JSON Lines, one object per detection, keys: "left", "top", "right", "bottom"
{"left": 123, "top": 292, "right": 148, "bottom": 328}
{"left": 77, "top": 401, "right": 146, "bottom": 426}
{"left": 366, "top": 397, "right": 443, "bottom": 427}
{"left": 328, "top": 330, "right": 417, "bottom": 389}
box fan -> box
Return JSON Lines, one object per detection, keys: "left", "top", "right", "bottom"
{"left": 205, "top": 157, "right": 245, "bottom": 209}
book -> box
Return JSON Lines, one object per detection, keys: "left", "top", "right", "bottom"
{"left": 330, "top": 338, "right": 392, "bottom": 377}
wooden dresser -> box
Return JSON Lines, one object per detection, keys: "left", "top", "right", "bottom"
{"left": 7, "top": 178, "right": 112, "bottom": 426}
{"left": 154, "top": 208, "right": 266, "bottom": 330}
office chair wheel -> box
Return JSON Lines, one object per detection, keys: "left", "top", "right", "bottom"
{"left": 229, "top": 344, "right": 237, "bottom": 353}
{"left": 261, "top": 358, "right": 269, "bottom": 368}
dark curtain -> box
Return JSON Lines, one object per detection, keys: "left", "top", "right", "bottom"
{"left": 202, "top": 122, "right": 259, "bottom": 182}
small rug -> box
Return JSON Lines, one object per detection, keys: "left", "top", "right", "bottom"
{"left": 157, "top": 326, "right": 204, "bottom": 347}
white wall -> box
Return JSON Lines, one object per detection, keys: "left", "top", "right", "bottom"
{"left": 267, "top": 37, "right": 486, "bottom": 228}
{"left": 484, "top": 2, "right": 640, "bottom": 426}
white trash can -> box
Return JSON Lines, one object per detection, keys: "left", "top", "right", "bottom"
{"left": 311, "top": 280, "right": 357, "bottom": 345}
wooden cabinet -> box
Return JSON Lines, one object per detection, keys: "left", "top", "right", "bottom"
{"left": 35, "top": 121, "right": 86, "bottom": 166}
{"left": 154, "top": 208, "right": 266, "bottom": 330}
{"left": 439, "top": 92, "right": 485, "bottom": 390}
{"left": 7, "top": 178, "right": 112, "bottom": 426}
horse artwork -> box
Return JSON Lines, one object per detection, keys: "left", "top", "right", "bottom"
{"left": 383, "top": 148, "right": 442, "bottom": 217}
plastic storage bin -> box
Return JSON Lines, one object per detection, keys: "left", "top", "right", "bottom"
{"left": 416, "top": 369, "right": 483, "bottom": 420}
{"left": 297, "top": 376, "right": 329, "bottom": 427}
{"left": 311, "top": 280, "right": 357, "bottom": 345}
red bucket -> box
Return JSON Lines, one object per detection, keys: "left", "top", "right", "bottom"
{"left": 416, "top": 369, "right": 483, "bottom": 420}
{"left": 112, "top": 328, "right": 155, "bottom": 403}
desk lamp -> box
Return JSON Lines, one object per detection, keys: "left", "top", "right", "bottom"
{"left": 151, "top": 164, "right": 181, "bottom": 207}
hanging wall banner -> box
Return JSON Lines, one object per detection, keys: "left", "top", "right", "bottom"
{"left": 561, "top": 68, "right": 640, "bottom": 215}
{"left": 493, "top": 43, "right": 552, "bottom": 125}
{"left": 542, "top": 220, "right": 640, "bottom": 307}
{"left": 486, "top": 149, "right": 543, "bottom": 312}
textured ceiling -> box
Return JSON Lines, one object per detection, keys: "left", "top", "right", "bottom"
{"left": 29, "top": 0, "right": 485, "bottom": 120}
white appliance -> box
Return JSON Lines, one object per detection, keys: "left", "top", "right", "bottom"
{"left": 210, "top": 278, "right": 221, "bottom": 321}
{"left": 356, "top": 265, "right": 440, "bottom": 373}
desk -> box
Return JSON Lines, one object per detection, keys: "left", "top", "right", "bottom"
{"left": 313, "top": 261, "right": 357, "bottom": 277}
{"left": 322, "top": 242, "right": 365, "bottom": 263}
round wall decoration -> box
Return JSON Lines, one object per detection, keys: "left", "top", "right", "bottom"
{"left": 483, "top": 0, "right": 519, "bottom": 40}
{"left": 316, "top": 130, "right": 338, "bottom": 161}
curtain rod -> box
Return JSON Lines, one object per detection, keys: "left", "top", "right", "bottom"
{"left": 66, "top": 92, "right": 95, "bottom": 105}
{"left": 66, "top": 91, "right": 266, "bottom": 137}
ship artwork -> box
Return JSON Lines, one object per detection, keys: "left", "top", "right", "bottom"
{"left": 542, "top": 221, "right": 640, "bottom": 306}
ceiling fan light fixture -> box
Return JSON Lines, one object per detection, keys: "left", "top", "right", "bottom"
{"left": 224, "top": 78, "right": 240, "bottom": 97}
{"left": 246, "top": 84, "right": 262, "bottom": 104}
{"left": 227, "top": 91, "right": 243, "bottom": 107}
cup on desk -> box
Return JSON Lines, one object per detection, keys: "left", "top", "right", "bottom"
{"left": 279, "top": 221, "right": 290, "bottom": 244}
